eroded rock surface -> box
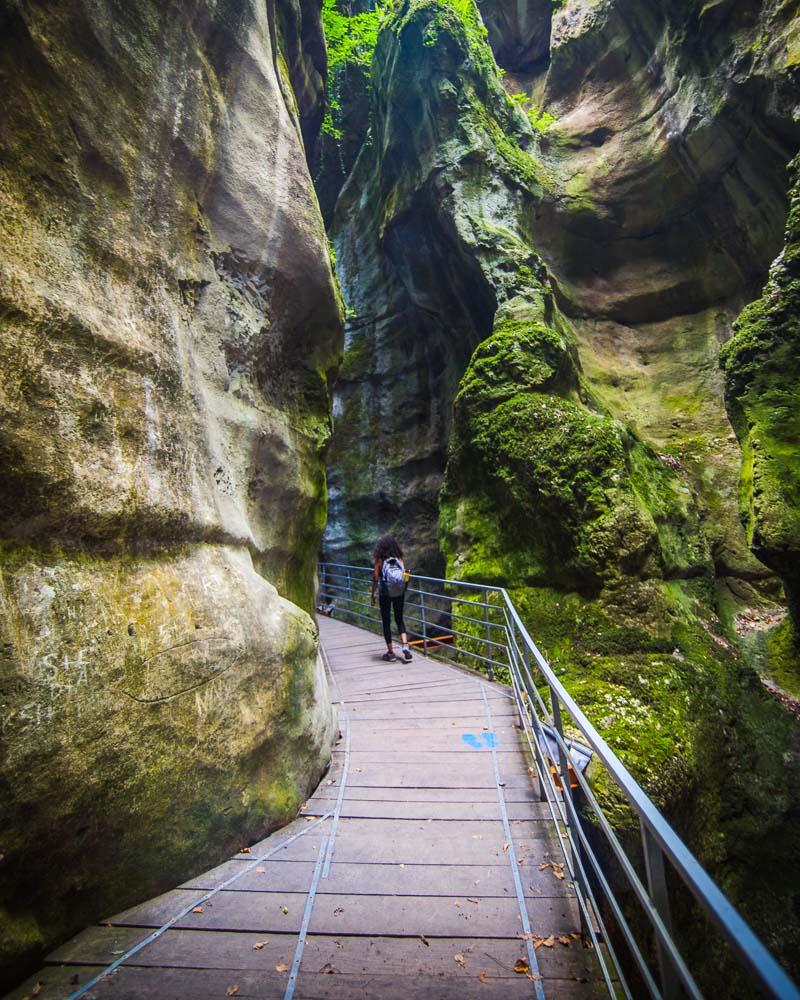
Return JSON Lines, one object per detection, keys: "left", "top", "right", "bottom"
{"left": 0, "top": 0, "right": 341, "bottom": 985}
{"left": 722, "top": 153, "right": 800, "bottom": 662}
{"left": 319, "top": 0, "right": 800, "bottom": 984}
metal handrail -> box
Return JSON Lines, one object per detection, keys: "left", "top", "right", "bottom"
{"left": 317, "top": 561, "right": 799, "bottom": 1000}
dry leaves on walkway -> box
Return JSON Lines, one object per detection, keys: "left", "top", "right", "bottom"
{"left": 479, "top": 970, "right": 488, "bottom": 984}
{"left": 226, "top": 985, "right": 240, "bottom": 996}
{"left": 319, "top": 963, "right": 339, "bottom": 974}
{"left": 539, "top": 860, "right": 566, "bottom": 880}
{"left": 192, "top": 906, "right": 205, "bottom": 914}
{"left": 514, "top": 958, "right": 542, "bottom": 982}
{"left": 520, "top": 932, "right": 556, "bottom": 949}
{"left": 239, "top": 847, "right": 251, "bottom": 854}
{"left": 419, "top": 935, "right": 429, "bottom": 947}
{"left": 454, "top": 953, "right": 466, "bottom": 967}
{"left": 255, "top": 866, "right": 266, "bottom": 874}
{"left": 275, "top": 964, "right": 289, "bottom": 973}
{"left": 252, "top": 941, "right": 268, "bottom": 951}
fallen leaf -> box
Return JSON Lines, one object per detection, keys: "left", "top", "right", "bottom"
{"left": 326, "top": 779, "right": 335, "bottom": 785}
{"left": 335, "top": 940, "right": 344, "bottom": 949}
{"left": 334, "top": 906, "right": 344, "bottom": 915}
{"left": 255, "top": 866, "right": 266, "bottom": 874}
{"left": 192, "top": 906, "right": 205, "bottom": 914}
{"left": 399, "top": 863, "right": 405, "bottom": 869}
{"left": 226, "top": 986, "right": 240, "bottom": 996}
{"left": 454, "top": 953, "right": 466, "bottom": 967}
{"left": 420, "top": 935, "right": 429, "bottom": 947}
{"left": 479, "top": 971, "right": 488, "bottom": 984}
{"left": 281, "top": 906, "right": 289, "bottom": 915}
{"left": 503, "top": 843, "right": 510, "bottom": 852}
{"left": 319, "top": 963, "right": 339, "bottom": 974}
{"left": 558, "top": 936, "right": 571, "bottom": 947}
{"left": 467, "top": 897, "right": 479, "bottom": 904}
{"left": 305, "top": 815, "right": 316, "bottom": 821}
{"left": 514, "top": 959, "right": 530, "bottom": 975}
{"left": 540, "top": 935, "right": 555, "bottom": 948}
{"left": 275, "top": 963, "right": 289, "bottom": 973}
{"left": 253, "top": 941, "right": 268, "bottom": 950}
{"left": 31, "top": 985, "right": 43, "bottom": 998}
{"left": 240, "top": 847, "right": 251, "bottom": 854}
{"left": 538, "top": 862, "right": 549, "bottom": 871}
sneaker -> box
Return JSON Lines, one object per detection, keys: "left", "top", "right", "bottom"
{"left": 382, "top": 651, "right": 397, "bottom": 662}
{"left": 401, "top": 646, "right": 413, "bottom": 662}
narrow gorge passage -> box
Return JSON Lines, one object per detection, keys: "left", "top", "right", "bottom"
{"left": 1, "top": 0, "right": 799, "bottom": 997}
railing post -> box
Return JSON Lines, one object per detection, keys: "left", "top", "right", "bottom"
{"left": 346, "top": 567, "right": 353, "bottom": 618}
{"left": 482, "top": 588, "right": 494, "bottom": 681}
{"left": 524, "top": 645, "right": 547, "bottom": 802}
{"left": 642, "top": 822, "right": 680, "bottom": 1000}
{"left": 419, "top": 586, "right": 427, "bottom": 649}
{"left": 550, "top": 689, "right": 591, "bottom": 938}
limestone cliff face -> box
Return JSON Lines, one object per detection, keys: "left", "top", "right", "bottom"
{"left": 0, "top": 0, "right": 341, "bottom": 985}
{"left": 319, "top": 0, "right": 800, "bottom": 982}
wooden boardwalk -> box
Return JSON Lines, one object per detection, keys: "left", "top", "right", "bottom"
{"left": 9, "top": 616, "right": 603, "bottom": 1000}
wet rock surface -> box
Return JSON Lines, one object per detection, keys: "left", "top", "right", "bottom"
{"left": 0, "top": 0, "right": 341, "bottom": 986}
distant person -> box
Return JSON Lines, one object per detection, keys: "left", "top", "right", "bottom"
{"left": 370, "top": 534, "right": 412, "bottom": 662}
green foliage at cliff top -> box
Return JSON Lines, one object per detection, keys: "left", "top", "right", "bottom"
{"left": 322, "top": 0, "right": 390, "bottom": 73}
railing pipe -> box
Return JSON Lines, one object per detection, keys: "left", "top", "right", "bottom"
{"left": 316, "top": 562, "right": 800, "bottom": 1000}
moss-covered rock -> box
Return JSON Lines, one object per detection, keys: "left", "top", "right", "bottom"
{"left": 440, "top": 310, "right": 800, "bottom": 985}
{"left": 721, "top": 154, "right": 800, "bottom": 648}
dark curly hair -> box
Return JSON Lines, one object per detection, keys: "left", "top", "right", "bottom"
{"left": 373, "top": 534, "right": 403, "bottom": 562}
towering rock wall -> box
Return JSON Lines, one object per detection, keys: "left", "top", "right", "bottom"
{"left": 318, "top": 0, "right": 800, "bottom": 984}
{"left": 0, "top": 0, "right": 342, "bottom": 986}
{"left": 722, "top": 155, "right": 800, "bottom": 651}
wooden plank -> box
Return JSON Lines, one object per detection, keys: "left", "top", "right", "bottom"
{"left": 46, "top": 928, "right": 601, "bottom": 983}
{"left": 209, "top": 821, "right": 559, "bottom": 868}
{"left": 305, "top": 786, "right": 541, "bottom": 804}
{"left": 180, "top": 859, "right": 573, "bottom": 898}
{"left": 302, "top": 799, "right": 549, "bottom": 822}
{"left": 111, "top": 889, "right": 582, "bottom": 938}
{"left": 11, "top": 962, "right": 606, "bottom": 1000}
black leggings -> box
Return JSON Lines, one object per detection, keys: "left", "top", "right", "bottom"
{"left": 379, "top": 591, "right": 406, "bottom": 645}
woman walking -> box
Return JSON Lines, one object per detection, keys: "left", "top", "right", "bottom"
{"left": 370, "top": 535, "right": 413, "bottom": 662}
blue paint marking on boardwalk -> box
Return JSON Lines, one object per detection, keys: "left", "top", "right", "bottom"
{"left": 461, "top": 731, "right": 497, "bottom": 749}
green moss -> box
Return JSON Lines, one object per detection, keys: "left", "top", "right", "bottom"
{"left": 763, "top": 618, "right": 800, "bottom": 697}
{"left": 721, "top": 154, "right": 800, "bottom": 630}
